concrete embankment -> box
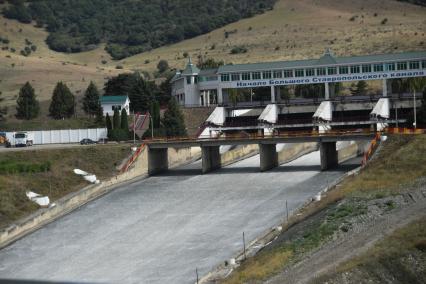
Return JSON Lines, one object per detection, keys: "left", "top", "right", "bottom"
{"left": 0, "top": 141, "right": 365, "bottom": 250}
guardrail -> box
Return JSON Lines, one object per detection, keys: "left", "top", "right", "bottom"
{"left": 120, "top": 143, "right": 146, "bottom": 173}
{"left": 144, "top": 128, "right": 376, "bottom": 144}
{"left": 362, "top": 133, "right": 381, "bottom": 166}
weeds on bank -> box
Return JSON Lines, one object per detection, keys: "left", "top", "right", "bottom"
{"left": 223, "top": 200, "right": 368, "bottom": 283}
{"left": 0, "top": 145, "right": 131, "bottom": 229}
{"left": 223, "top": 135, "right": 426, "bottom": 283}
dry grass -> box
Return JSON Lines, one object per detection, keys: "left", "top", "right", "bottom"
{"left": 122, "top": 0, "right": 426, "bottom": 70}
{"left": 0, "top": 145, "right": 132, "bottom": 229}
{"left": 313, "top": 217, "right": 426, "bottom": 283}
{"left": 224, "top": 250, "right": 293, "bottom": 284}
{"left": 221, "top": 134, "right": 426, "bottom": 283}
{"left": 339, "top": 135, "right": 426, "bottom": 198}
{"left": 340, "top": 217, "right": 426, "bottom": 271}
{"left": 1, "top": 0, "right": 425, "bottom": 119}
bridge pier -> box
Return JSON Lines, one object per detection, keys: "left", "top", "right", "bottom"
{"left": 320, "top": 142, "right": 338, "bottom": 170}
{"left": 259, "top": 143, "right": 278, "bottom": 172}
{"left": 148, "top": 148, "right": 168, "bottom": 175}
{"left": 202, "top": 146, "right": 221, "bottom": 173}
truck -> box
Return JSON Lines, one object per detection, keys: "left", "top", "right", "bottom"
{"left": 5, "top": 132, "right": 34, "bottom": 147}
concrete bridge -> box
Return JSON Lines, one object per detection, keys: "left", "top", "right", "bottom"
{"left": 146, "top": 131, "right": 375, "bottom": 175}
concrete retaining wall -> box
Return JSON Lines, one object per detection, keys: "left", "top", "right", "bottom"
{"left": 278, "top": 143, "right": 319, "bottom": 165}
{"left": 0, "top": 141, "right": 365, "bottom": 249}
{"left": 221, "top": 144, "right": 259, "bottom": 167}
{"left": 338, "top": 141, "right": 369, "bottom": 163}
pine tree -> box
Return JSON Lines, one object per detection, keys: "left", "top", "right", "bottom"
{"left": 16, "top": 82, "right": 40, "bottom": 120}
{"left": 162, "top": 98, "right": 187, "bottom": 137}
{"left": 113, "top": 108, "right": 120, "bottom": 129}
{"left": 95, "top": 105, "right": 104, "bottom": 125}
{"left": 120, "top": 109, "right": 129, "bottom": 130}
{"left": 0, "top": 91, "right": 8, "bottom": 120}
{"left": 352, "top": 81, "right": 368, "bottom": 96}
{"left": 151, "top": 100, "right": 161, "bottom": 128}
{"left": 105, "top": 113, "right": 112, "bottom": 130}
{"left": 83, "top": 81, "right": 102, "bottom": 117}
{"left": 418, "top": 88, "right": 426, "bottom": 125}
{"left": 49, "top": 82, "right": 75, "bottom": 119}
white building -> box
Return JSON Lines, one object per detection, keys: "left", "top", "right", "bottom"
{"left": 100, "top": 95, "right": 130, "bottom": 116}
{"left": 171, "top": 50, "right": 426, "bottom": 107}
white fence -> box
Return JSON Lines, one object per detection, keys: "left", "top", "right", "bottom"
{"left": 6, "top": 128, "right": 108, "bottom": 145}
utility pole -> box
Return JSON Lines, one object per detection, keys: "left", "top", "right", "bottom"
{"left": 133, "top": 111, "right": 136, "bottom": 145}
{"left": 414, "top": 90, "right": 417, "bottom": 130}
{"left": 243, "top": 232, "right": 246, "bottom": 260}
{"left": 150, "top": 113, "right": 154, "bottom": 139}
{"left": 286, "top": 200, "right": 289, "bottom": 222}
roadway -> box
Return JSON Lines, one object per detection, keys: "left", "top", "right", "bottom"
{"left": 0, "top": 152, "right": 361, "bottom": 284}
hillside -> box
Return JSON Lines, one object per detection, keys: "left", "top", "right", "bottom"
{"left": 2, "top": 0, "right": 276, "bottom": 60}
{"left": 0, "top": 0, "right": 425, "bottom": 120}
{"left": 220, "top": 134, "right": 426, "bottom": 283}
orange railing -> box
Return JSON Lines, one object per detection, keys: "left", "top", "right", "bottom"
{"left": 144, "top": 128, "right": 376, "bottom": 144}
{"left": 386, "top": 127, "right": 426, "bottom": 135}
{"left": 120, "top": 143, "right": 146, "bottom": 173}
{"left": 362, "top": 133, "right": 381, "bottom": 166}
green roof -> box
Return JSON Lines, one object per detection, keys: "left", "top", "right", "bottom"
{"left": 217, "top": 50, "right": 426, "bottom": 73}
{"left": 181, "top": 57, "right": 200, "bottom": 75}
{"left": 100, "top": 96, "right": 128, "bottom": 104}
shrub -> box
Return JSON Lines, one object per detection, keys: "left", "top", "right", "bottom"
{"left": 0, "top": 161, "right": 51, "bottom": 174}
{"left": 381, "top": 18, "right": 388, "bottom": 25}
{"left": 115, "top": 65, "right": 123, "bottom": 69}
{"left": 230, "top": 46, "right": 248, "bottom": 54}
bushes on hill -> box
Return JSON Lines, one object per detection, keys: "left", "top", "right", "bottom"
{"left": 230, "top": 46, "right": 248, "bottom": 54}
{"left": 0, "top": 161, "right": 51, "bottom": 174}
{"left": 2, "top": 0, "right": 277, "bottom": 59}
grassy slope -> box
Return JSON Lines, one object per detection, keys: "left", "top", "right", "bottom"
{"left": 315, "top": 217, "right": 426, "bottom": 283}
{"left": 0, "top": 145, "right": 131, "bottom": 229}
{"left": 0, "top": 0, "right": 425, "bottom": 119}
{"left": 122, "top": 0, "right": 426, "bottom": 70}
{"left": 222, "top": 134, "right": 426, "bottom": 283}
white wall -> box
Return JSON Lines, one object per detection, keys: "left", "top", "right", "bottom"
{"left": 6, "top": 128, "right": 107, "bottom": 145}
{"left": 102, "top": 100, "right": 130, "bottom": 116}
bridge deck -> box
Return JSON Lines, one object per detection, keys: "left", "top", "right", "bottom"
{"left": 146, "top": 130, "right": 376, "bottom": 149}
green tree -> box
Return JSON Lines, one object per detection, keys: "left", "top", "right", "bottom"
{"left": 104, "top": 73, "right": 153, "bottom": 113}
{"left": 112, "top": 108, "right": 120, "bottom": 129}
{"left": 49, "top": 82, "right": 75, "bottom": 119}
{"left": 120, "top": 109, "right": 129, "bottom": 130}
{"left": 417, "top": 88, "right": 426, "bottom": 126}
{"left": 197, "top": 58, "right": 224, "bottom": 69}
{"left": 83, "top": 81, "right": 102, "bottom": 117}
{"left": 15, "top": 82, "right": 40, "bottom": 120}
{"left": 408, "top": 77, "right": 426, "bottom": 128}
{"left": 0, "top": 91, "right": 7, "bottom": 120}
{"left": 95, "top": 105, "right": 104, "bottom": 125}
{"left": 157, "top": 60, "right": 169, "bottom": 73}
{"left": 229, "top": 89, "right": 240, "bottom": 106}
{"left": 105, "top": 113, "right": 112, "bottom": 130}
{"left": 351, "top": 81, "right": 368, "bottom": 96}
{"left": 162, "top": 98, "right": 187, "bottom": 137}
